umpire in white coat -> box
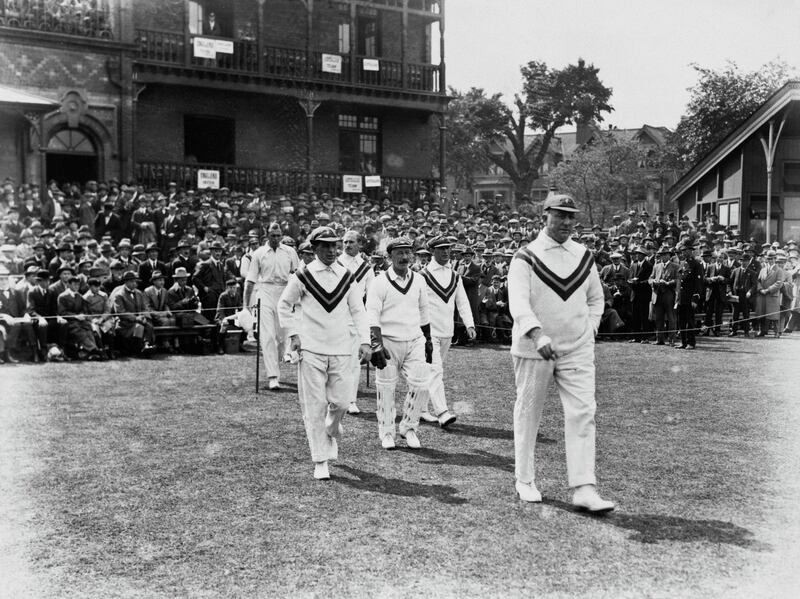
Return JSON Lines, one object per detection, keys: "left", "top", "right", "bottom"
{"left": 278, "top": 227, "right": 371, "bottom": 480}
{"left": 507, "top": 194, "right": 615, "bottom": 512}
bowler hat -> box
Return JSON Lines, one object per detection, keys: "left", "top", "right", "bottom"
{"left": 172, "top": 267, "right": 189, "bottom": 278}
{"left": 121, "top": 271, "right": 139, "bottom": 281}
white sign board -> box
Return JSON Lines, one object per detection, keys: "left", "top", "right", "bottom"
{"left": 362, "top": 58, "right": 380, "bottom": 72}
{"left": 214, "top": 39, "right": 234, "bottom": 54}
{"left": 197, "top": 169, "right": 220, "bottom": 190}
{"left": 321, "top": 53, "right": 342, "bottom": 74}
{"left": 193, "top": 37, "right": 217, "bottom": 59}
{"left": 364, "top": 175, "right": 381, "bottom": 188}
{"left": 342, "top": 175, "right": 363, "bottom": 194}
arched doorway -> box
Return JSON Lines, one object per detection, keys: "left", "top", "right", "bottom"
{"left": 46, "top": 128, "right": 98, "bottom": 186}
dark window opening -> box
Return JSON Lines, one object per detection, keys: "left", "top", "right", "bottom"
{"left": 184, "top": 115, "right": 235, "bottom": 164}
{"left": 783, "top": 162, "right": 800, "bottom": 192}
{"left": 339, "top": 114, "right": 380, "bottom": 174}
{"left": 357, "top": 15, "right": 380, "bottom": 56}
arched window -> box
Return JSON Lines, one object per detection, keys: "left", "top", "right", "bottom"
{"left": 48, "top": 129, "right": 95, "bottom": 154}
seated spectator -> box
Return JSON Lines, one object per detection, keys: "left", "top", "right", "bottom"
{"left": 1, "top": 270, "right": 35, "bottom": 362}
{"left": 26, "top": 269, "right": 62, "bottom": 356}
{"left": 112, "top": 271, "right": 155, "bottom": 355}
{"left": 83, "top": 276, "right": 115, "bottom": 357}
{"left": 215, "top": 278, "right": 244, "bottom": 354}
{"left": 57, "top": 275, "right": 103, "bottom": 360}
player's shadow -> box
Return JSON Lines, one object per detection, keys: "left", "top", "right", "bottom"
{"left": 396, "top": 447, "right": 514, "bottom": 473}
{"left": 544, "top": 498, "right": 769, "bottom": 549}
{"left": 334, "top": 465, "right": 467, "bottom": 505}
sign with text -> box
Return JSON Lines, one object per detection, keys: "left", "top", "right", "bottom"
{"left": 214, "top": 39, "right": 234, "bottom": 54}
{"left": 362, "top": 58, "right": 380, "bottom": 72}
{"left": 192, "top": 37, "right": 217, "bottom": 59}
{"left": 342, "top": 175, "right": 363, "bottom": 194}
{"left": 364, "top": 175, "right": 381, "bottom": 188}
{"left": 321, "top": 53, "right": 342, "bottom": 74}
{"left": 197, "top": 169, "right": 220, "bottom": 190}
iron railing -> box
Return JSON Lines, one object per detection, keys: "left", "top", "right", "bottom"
{"left": 135, "top": 161, "right": 436, "bottom": 199}
{"left": 0, "top": 0, "right": 112, "bottom": 39}
{"left": 135, "top": 29, "right": 441, "bottom": 94}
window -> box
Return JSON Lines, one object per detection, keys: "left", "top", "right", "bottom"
{"left": 783, "top": 162, "right": 800, "bottom": 192}
{"left": 357, "top": 14, "right": 380, "bottom": 56}
{"left": 184, "top": 116, "right": 235, "bottom": 164}
{"left": 718, "top": 201, "right": 740, "bottom": 228}
{"left": 339, "top": 114, "right": 380, "bottom": 174}
{"left": 338, "top": 23, "right": 350, "bottom": 54}
{"left": 188, "top": 1, "right": 203, "bottom": 35}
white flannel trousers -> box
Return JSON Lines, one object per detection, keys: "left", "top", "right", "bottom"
{"left": 512, "top": 341, "right": 597, "bottom": 488}
{"left": 255, "top": 283, "right": 286, "bottom": 379}
{"left": 296, "top": 350, "right": 352, "bottom": 462}
{"left": 426, "top": 336, "right": 452, "bottom": 416}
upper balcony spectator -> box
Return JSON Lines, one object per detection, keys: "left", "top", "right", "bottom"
{"left": 0, "top": 0, "right": 113, "bottom": 39}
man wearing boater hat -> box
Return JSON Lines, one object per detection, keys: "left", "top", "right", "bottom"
{"left": 507, "top": 193, "right": 614, "bottom": 512}
{"left": 418, "top": 235, "right": 475, "bottom": 427}
{"left": 278, "top": 227, "right": 371, "bottom": 480}
{"left": 365, "top": 236, "right": 433, "bottom": 450}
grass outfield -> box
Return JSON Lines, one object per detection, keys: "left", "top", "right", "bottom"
{"left": 1, "top": 336, "right": 800, "bottom": 598}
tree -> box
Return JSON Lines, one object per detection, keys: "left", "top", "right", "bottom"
{"left": 550, "top": 134, "right": 647, "bottom": 227}
{"left": 446, "top": 59, "right": 613, "bottom": 201}
{"left": 667, "top": 60, "right": 795, "bottom": 172}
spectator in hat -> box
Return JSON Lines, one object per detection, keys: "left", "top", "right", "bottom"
{"left": 113, "top": 271, "right": 155, "bottom": 355}
{"left": 508, "top": 193, "right": 613, "bottom": 511}
{"left": 166, "top": 266, "right": 200, "bottom": 316}
{"left": 144, "top": 270, "right": 173, "bottom": 327}
{"left": 627, "top": 247, "right": 653, "bottom": 343}
{"left": 480, "top": 273, "right": 509, "bottom": 343}
{"left": 94, "top": 200, "right": 123, "bottom": 243}
{"left": 675, "top": 243, "right": 704, "bottom": 350}
{"left": 455, "top": 245, "right": 481, "bottom": 345}
{"left": 728, "top": 252, "right": 757, "bottom": 337}
{"left": 170, "top": 241, "right": 197, "bottom": 287}
{"left": 57, "top": 275, "right": 102, "bottom": 360}
{"left": 754, "top": 250, "right": 785, "bottom": 337}
{"left": 138, "top": 242, "right": 168, "bottom": 291}
{"left": 47, "top": 243, "right": 74, "bottom": 279}
{"left": 160, "top": 202, "right": 184, "bottom": 255}
{"left": 224, "top": 245, "right": 245, "bottom": 285}
{"left": 0, "top": 270, "right": 35, "bottom": 363}
{"left": 83, "top": 276, "right": 115, "bottom": 357}
{"left": 26, "top": 269, "right": 61, "bottom": 353}
{"left": 649, "top": 246, "right": 678, "bottom": 345}
{"left": 701, "top": 251, "right": 731, "bottom": 336}
{"left": 195, "top": 240, "right": 226, "bottom": 326}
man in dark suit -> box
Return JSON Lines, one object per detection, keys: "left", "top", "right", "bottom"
{"left": 26, "top": 269, "right": 60, "bottom": 355}
{"left": 627, "top": 247, "right": 654, "bottom": 342}
{"left": 729, "top": 253, "right": 757, "bottom": 337}
{"left": 203, "top": 10, "right": 221, "bottom": 35}
{"left": 649, "top": 247, "right": 679, "bottom": 345}
{"left": 702, "top": 250, "right": 731, "bottom": 336}
{"left": 194, "top": 241, "right": 226, "bottom": 321}
{"left": 170, "top": 242, "right": 197, "bottom": 287}
{"left": 57, "top": 276, "right": 101, "bottom": 359}
{"left": 47, "top": 244, "right": 74, "bottom": 279}
{"left": 455, "top": 246, "right": 481, "bottom": 345}
{"left": 160, "top": 202, "right": 184, "bottom": 255}
{"left": 224, "top": 245, "right": 245, "bottom": 285}
{"left": 675, "top": 243, "right": 704, "bottom": 350}
{"left": 1, "top": 275, "right": 33, "bottom": 362}
{"left": 137, "top": 242, "right": 168, "bottom": 291}
{"left": 215, "top": 278, "right": 244, "bottom": 354}
{"left": 94, "top": 201, "right": 124, "bottom": 243}
{"left": 112, "top": 271, "right": 155, "bottom": 355}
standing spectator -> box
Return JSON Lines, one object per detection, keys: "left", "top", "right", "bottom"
{"left": 195, "top": 240, "right": 226, "bottom": 322}
{"left": 627, "top": 247, "right": 653, "bottom": 342}
{"left": 649, "top": 247, "right": 678, "bottom": 345}
{"left": 754, "top": 250, "right": 785, "bottom": 337}
{"left": 94, "top": 201, "right": 123, "bottom": 243}
{"left": 675, "top": 243, "right": 704, "bottom": 350}
{"left": 137, "top": 242, "right": 167, "bottom": 291}
{"left": 729, "top": 253, "right": 757, "bottom": 337}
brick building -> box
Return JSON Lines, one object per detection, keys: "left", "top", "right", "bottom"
{"left": 0, "top": 0, "right": 447, "bottom": 198}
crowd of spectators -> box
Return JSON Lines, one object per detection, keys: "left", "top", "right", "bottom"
{"left": 0, "top": 176, "right": 798, "bottom": 364}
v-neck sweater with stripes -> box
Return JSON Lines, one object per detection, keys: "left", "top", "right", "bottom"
{"left": 365, "top": 267, "right": 430, "bottom": 341}
{"left": 507, "top": 231, "right": 604, "bottom": 359}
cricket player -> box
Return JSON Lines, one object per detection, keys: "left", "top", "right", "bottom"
{"left": 419, "top": 235, "right": 476, "bottom": 427}
{"left": 365, "top": 237, "right": 433, "bottom": 450}
{"left": 278, "top": 227, "right": 371, "bottom": 479}
{"left": 507, "top": 194, "right": 615, "bottom": 512}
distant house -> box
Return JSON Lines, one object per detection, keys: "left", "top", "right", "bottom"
{"left": 470, "top": 122, "right": 674, "bottom": 212}
{"left": 667, "top": 80, "right": 800, "bottom": 243}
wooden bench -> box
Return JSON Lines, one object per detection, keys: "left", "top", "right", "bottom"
{"left": 154, "top": 324, "right": 217, "bottom": 344}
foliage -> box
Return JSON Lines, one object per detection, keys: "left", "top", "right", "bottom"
{"left": 446, "top": 59, "right": 613, "bottom": 199}
{"left": 667, "top": 60, "right": 795, "bottom": 172}
{"left": 550, "top": 133, "right": 648, "bottom": 226}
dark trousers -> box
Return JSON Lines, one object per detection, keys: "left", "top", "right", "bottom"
{"left": 730, "top": 292, "right": 751, "bottom": 334}
{"left": 629, "top": 295, "right": 651, "bottom": 339}
{"left": 703, "top": 295, "right": 725, "bottom": 333}
{"left": 677, "top": 303, "right": 697, "bottom": 347}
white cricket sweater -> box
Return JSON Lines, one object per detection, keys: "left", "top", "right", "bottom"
{"left": 277, "top": 259, "right": 369, "bottom": 355}
{"left": 508, "top": 231, "right": 603, "bottom": 359}
{"left": 421, "top": 261, "right": 474, "bottom": 337}
{"left": 365, "top": 267, "right": 430, "bottom": 341}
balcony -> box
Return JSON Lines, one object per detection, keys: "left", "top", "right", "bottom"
{"left": 134, "top": 29, "right": 442, "bottom": 96}
{"left": 135, "top": 161, "right": 436, "bottom": 199}
{"left": 0, "top": 0, "right": 112, "bottom": 39}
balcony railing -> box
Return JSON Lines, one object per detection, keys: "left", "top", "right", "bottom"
{"left": 0, "top": 0, "right": 112, "bottom": 39}
{"left": 135, "top": 29, "right": 441, "bottom": 94}
{"left": 135, "top": 161, "right": 436, "bottom": 199}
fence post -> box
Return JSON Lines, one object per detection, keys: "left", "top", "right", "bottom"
{"left": 255, "top": 298, "right": 261, "bottom": 393}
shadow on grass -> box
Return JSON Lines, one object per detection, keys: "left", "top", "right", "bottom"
{"left": 334, "top": 465, "right": 467, "bottom": 505}
{"left": 544, "top": 498, "right": 770, "bottom": 549}
{"left": 396, "top": 447, "right": 514, "bottom": 472}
